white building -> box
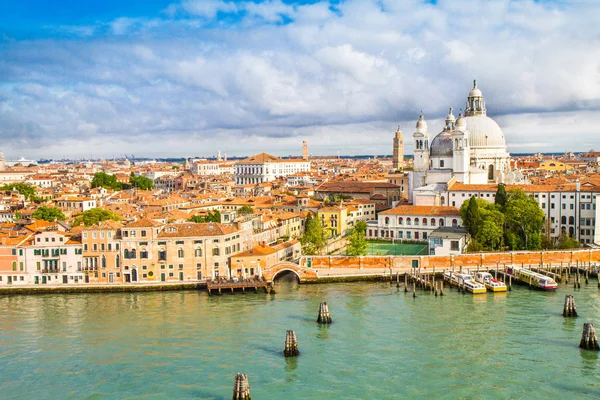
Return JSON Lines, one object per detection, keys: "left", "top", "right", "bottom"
{"left": 234, "top": 153, "right": 310, "bottom": 185}
{"left": 366, "top": 205, "right": 462, "bottom": 242}
{"left": 410, "top": 81, "right": 514, "bottom": 205}
{"left": 446, "top": 181, "right": 600, "bottom": 245}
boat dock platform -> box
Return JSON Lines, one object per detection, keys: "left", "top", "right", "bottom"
{"left": 206, "top": 279, "right": 272, "bottom": 295}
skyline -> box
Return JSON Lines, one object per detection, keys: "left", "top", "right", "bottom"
{"left": 2, "top": 0, "right": 600, "bottom": 159}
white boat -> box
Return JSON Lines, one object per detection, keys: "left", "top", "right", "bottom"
{"left": 474, "top": 272, "right": 508, "bottom": 292}
{"left": 444, "top": 271, "right": 487, "bottom": 294}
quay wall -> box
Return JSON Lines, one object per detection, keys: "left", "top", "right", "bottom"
{"left": 0, "top": 282, "right": 206, "bottom": 295}
{"left": 302, "top": 249, "right": 600, "bottom": 271}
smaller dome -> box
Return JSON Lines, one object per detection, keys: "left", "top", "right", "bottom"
{"left": 456, "top": 113, "right": 466, "bottom": 130}
{"left": 445, "top": 107, "right": 455, "bottom": 122}
{"left": 430, "top": 131, "right": 453, "bottom": 158}
{"left": 468, "top": 79, "right": 482, "bottom": 97}
{"left": 416, "top": 114, "right": 427, "bottom": 131}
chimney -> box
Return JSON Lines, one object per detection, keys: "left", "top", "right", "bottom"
{"left": 576, "top": 179, "right": 581, "bottom": 192}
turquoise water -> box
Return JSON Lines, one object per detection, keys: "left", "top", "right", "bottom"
{"left": 1, "top": 279, "right": 600, "bottom": 399}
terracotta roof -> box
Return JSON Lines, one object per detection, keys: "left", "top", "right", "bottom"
{"left": 125, "top": 218, "right": 163, "bottom": 228}
{"left": 232, "top": 244, "right": 277, "bottom": 257}
{"left": 238, "top": 153, "right": 283, "bottom": 164}
{"left": 317, "top": 181, "right": 400, "bottom": 194}
{"left": 158, "top": 223, "right": 239, "bottom": 238}
{"left": 379, "top": 205, "right": 460, "bottom": 216}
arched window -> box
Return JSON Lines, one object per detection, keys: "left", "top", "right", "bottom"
{"left": 140, "top": 249, "right": 148, "bottom": 259}
{"left": 385, "top": 217, "right": 390, "bottom": 225}
{"left": 123, "top": 249, "right": 129, "bottom": 259}
{"left": 431, "top": 218, "right": 436, "bottom": 226}
{"left": 422, "top": 218, "right": 427, "bottom": 226}
{"left": 414, "top": 219, "right": 419, "bottom": 226}
{"left": 488, "top": 164, "right": 494, "bottom": 180}
{"left": 398, "top": 217, "right": 403, "bottom": 225}
{"left": 101, "top": 255, "right": 106, "bottom": 268}
{"left": 116, "top": 254, "right": 120, "bottom": 269}
{"left": 439, "top": 219, "right": 445, "bottom": 227}
{"left": 407, "top": 218, "right": 412, "bottom": 226}
{"left": 569, "top": 226, "right": 575, "bottom": 237}
{"left": 195, "top": 248, "right": 202, "bottom": 257}
{"left": 452, "top": 219, "right": 458, "bottom": 228}
{"left": 213, "top": 247, "right": 220, "bottom": 256}
{"left": 130, "top": 248, "right": 136, "bottom": 259}
{"left": 561, "top": 216, "right": 567, "bottom": 224}
{"left": 12, "top": 261, "right": 16, "bottom": 271}
{"left": 158, "top": 249, "right": 167, "bottom": 261}
{"left": 569, "top": 216, "right": 575, "bottom": 225}
{"left": 178, "top": 248, "right": 184, "bottom": 258}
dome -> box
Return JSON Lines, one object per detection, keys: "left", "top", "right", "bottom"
{"left": 456, "top": 113, "right": 466, "bottom": 130}
{"left": 468, "top": 87, "right": 482, "bottom": 97}
{"left": 464, "top": 115, "right": 506, "bottom": 148}
{"left": 430, "top": 131, "right": 453, "bottom": 157}
{"left": 416, "top": 114, "right": 427, "bottom": 131}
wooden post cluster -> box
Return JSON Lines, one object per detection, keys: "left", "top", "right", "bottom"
{"left": 233, "top": 373, "right": 251, "bottom": 400}
{"left": 283, "top": 330, "right": 300, "bottom": 357}
{"left": 579, "top": 323, "right": 600, "bottom": 351}
{"left": 317, "top": 302, "right": 332, "bottom": 324}
{"left": 562, "top": 295, "right": 577, "bottom": 317}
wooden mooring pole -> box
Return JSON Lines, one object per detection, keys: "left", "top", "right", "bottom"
{"left": 283, "top": 330, "right": 300, "bottom": 357}
{"left": 579, "top": 323, "right": 600, "bottom": 351}
{"left": 317, "top": 302, "right": 332, "bottom": 324}
{"left": 233, "top": 373, "right": 251, "bottom": 400}
{"left": 562, "top": 295, "right": 577, "bottom": 317}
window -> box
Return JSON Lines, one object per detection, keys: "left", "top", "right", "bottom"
{"left": 100, "top": 232, "right": 105, "bottom": 239}
{"left": 431, "top": 218, "right": 436, "bottom": 226}
{"left": 422, "top": 218, "right": 427, "bottom": 226}
{"left": 179, "top": 264, "right": 184, "bottom": 269}
{"left": 12, "top": 261, "right": 16, "bottom": 271}
{"left": 384, "top": 217, "right": 389, "bottom": 225}
{"left": 213, "top": 248, "right": 220, "bottom": 256}
{"left": 159, "top": 250, "right": 167, "bottom": 261}
{"left": 439, "top": 219, "right": 444, "bottom": 227}
{"left": 451, "top": 241, "right": 459, "bottom": 251}
{"left": 398, "top": 217, "right": 403, "bottom": 225}
{"left": 178, "top": 248, "right": 184, "bottom": 258}
{"left": 195, "top": 248, "right": 202, "bottom": 257}
{"left": 140, "top": 249, "right": 148, "bottom": 259}
{"left": 83, "top": 233, "right": 88, "bottom": 239}
{"left": 141, "top": 230, "right": 147, "bottom": 237}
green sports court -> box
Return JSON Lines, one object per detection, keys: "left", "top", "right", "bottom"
{"left": 363, "top": 241, "right": 428, "bottom": 256}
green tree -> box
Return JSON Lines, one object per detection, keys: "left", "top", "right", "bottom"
{"left": 0, "top": 183, "right": 39, "bottom": 201}
{"left": 346, "top": 221, "right": 368, "bottom": 256}
{"left": 461, "top": 196, "right": 482, "bottom": 238}
{"left": 556, "top": 233, "right": 581, "bottom": 249}
{"left": 238, "top": 205, "right": 254, "bottom": 215}
{"left": 129, "top": 174, "right": 154, "bottom": 190}
{"left": 32, "top": 206, "right": 66, "bottom": 222}
{"left": 301, "top": 213, "right": 328, "bottom": 255}
{"left": 494, "top": 183, "right": 508, "bottom": 208}
{"left": 189, "top": 210, "right": 221, "bottom": 223}
{"left": 73, "top": 208, "right": 121, "bottom": 227}
{"left": 477, "top": 219, "right": 503, "bottom": 250}
{"left": 91, "top": 172, "right": 122, "bottom": 190}
{"left": 503, "top": 189, "right": 545, "bottom": 250}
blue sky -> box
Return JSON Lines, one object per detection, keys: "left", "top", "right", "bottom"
{"left": 1, "top": 0, "right": 599, "bottom": 159}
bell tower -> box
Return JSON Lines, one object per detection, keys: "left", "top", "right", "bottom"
{"left": 392, "top": 127, "right": 404, "bottom": 170}
{"left": 413, "top": 114, "right": 429, "bottom": 173}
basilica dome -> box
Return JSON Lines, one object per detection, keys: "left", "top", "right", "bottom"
{"left": 464, "top": 115, "right": 506, "bottom": 148}
{"left": 430, "top": 131, "right": 453, "bottom": 157}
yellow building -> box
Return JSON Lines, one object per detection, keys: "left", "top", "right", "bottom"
{"left": 317, "top": 206, "right": 349, "bottom": 237}
{"left": 538, "top": 161, "right": 573, "bottom": 172}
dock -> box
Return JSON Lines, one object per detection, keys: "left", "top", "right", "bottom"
{"left": 207, "top": 278, "right": 271, "bottom": 295}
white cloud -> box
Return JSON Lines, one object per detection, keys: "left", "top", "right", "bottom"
{"left": 2, "top": 0, "right": 600, "bottom": 159}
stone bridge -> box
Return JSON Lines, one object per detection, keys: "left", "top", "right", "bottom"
{"left": 263, "top": 261, "right": 318, "bottom": 283}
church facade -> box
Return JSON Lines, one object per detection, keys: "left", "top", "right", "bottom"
{"left": 408, "top": 81, "right": 513, "bottom": 206}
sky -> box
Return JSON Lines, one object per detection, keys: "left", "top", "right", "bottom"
{"left": 1, "top": 0, "right": 600, "bottom": 160}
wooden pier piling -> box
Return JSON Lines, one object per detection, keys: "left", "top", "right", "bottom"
{"left": 233, "top": 373, "right": 251, "bottom": 400}
{"left": 283, "top": 330, "right": 299, "bottom": 357}
{"left": 317, "top": 302, "right": 332, "bottom": 324}
{"left": 412, "top": 281, "right": 416, "bottom": 298}
{"left": 562, "top": 295, "right": 577, "bottom": 317}
{"left": 579, "top": 323, "right": 600, "bottom": 351}
{"left": 404, "top": 274, "right": 408, "bottom": 292}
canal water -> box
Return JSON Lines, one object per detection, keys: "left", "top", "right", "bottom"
{"left": 1, "top": 278, "right": 599, "bottom": 399}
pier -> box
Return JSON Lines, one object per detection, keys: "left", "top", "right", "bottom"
{"left": 207, "top": 278, "right": 271, "bottom": 295}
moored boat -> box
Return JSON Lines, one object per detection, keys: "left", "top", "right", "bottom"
{"left": 506, "top": 266, "right": 558, "bottom": 290}
{"left": 474, "top": 272, "right": 508, "bottom": 292}
{"left": 443, "top": 271, "right": 486, "bottom": 294}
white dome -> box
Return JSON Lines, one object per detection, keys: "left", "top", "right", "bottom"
{"left": 464, "top": 115, "right": 506, "bottom": 148}
{"left": 468, "top": 87, "right": 482, "bottom": 97}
